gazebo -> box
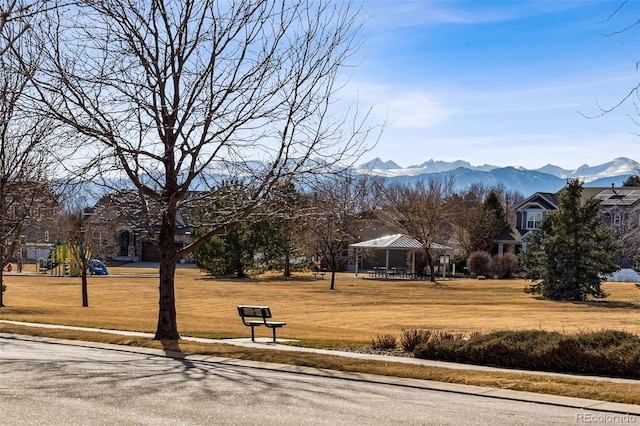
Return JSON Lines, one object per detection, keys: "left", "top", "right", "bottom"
{"left": 350, "top": 234, "right": 452, "bottom": 278}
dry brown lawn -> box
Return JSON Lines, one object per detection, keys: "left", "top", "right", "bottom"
{"left": 2, "top": 265, "right": 640, "bottom": 344}
{"left": 2, "top": 265, "right": 640, "bottom": 405}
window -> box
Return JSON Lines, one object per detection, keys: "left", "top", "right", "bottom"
{"left": 612, "top": 213, "right": 621, "bottom": 226}
{"left": 526, "top": 210, "right": 543, "bottom": 230}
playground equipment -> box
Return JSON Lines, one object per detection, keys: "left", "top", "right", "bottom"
{"left": 37, "top": 244, "right": 66, "bottom": 274}
{"left": 37, "top": 243, "right": 108, "bottom": 276}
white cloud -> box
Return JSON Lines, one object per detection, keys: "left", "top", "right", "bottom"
{"left": 361, "top": 1, "right": 582, "bottom": 29}
{"left": 341, "top": 80, "right": 455, "bottom": 129}
{"left": 381, "top": 91, "right": 455, "bottom": 129}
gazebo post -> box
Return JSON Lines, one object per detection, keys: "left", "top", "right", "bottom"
{"left": 354, "top": 248, "right": 359, "bottom": 277}
{"left": 385, "top": 249, "right": 389, "bottom": 277}
{"left": 410, "top": 251, "right": 415, "bottom": 277}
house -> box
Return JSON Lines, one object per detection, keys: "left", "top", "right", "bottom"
{"left": 495, "top": 191, "right": 559, "bottom": 255}
{"left": 496, "top": 185, "right": 640, "bottom": 258}
{"left": 85, "top": 190, "right": 195, "bottom": 263}
{"left": 590, "top": 186, "right": 640, "bottom": 229}
{"left": 3, "top": 181, "right": 65, "bottom": 261}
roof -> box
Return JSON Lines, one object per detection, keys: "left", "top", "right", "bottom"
{"left": 91, "top": 189, "right": 198, "bottom": 232}
{"left": 350, "top": 234, "right": 452, "bottom": 250}
{"left": 593, "top": 188, "right": 640, "bottom": 207}
{"left": 514, "top": 192, "right": 559, "bottom": 211}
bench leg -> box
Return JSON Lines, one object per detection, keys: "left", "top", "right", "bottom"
{"left": 272, "top": 327, "right": 276, "bottom": 343}
{"left": 251, "top": 326, "right": 255, "bottom": 342}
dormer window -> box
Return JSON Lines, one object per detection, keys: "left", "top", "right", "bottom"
{"left": 526, "top": 210, "right": 543, "bottom": 230}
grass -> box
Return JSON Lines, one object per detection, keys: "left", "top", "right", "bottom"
{"left": 2, "top": 265, "right": 640, "bottom": 405}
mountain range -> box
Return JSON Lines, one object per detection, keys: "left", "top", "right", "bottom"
{"left": 355, "top": 157, "right": 639, "bottom": 197}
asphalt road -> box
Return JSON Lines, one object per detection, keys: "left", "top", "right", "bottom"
{"left": 0, "top": 335, "right": 636, "bottom": 425}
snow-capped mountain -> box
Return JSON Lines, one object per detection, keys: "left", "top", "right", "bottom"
{"left": 358, "top": 158, "right": 498, "bottom": 177}
{"left": 355, "top": 157, "right": 640, "bottom": 196}
{"left": 530, "top": 157, "right": 637, "bottom": 181}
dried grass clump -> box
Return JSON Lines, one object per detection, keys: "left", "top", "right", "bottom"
{"left": 371, "top": 333, "right": 398, "bottom": 350}
{"left": 400, "top": 328, "right": 432, "bottom": 352}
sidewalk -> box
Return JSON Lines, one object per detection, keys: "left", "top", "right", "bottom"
{"left": 2, "top": 319, "right": 639, "bottom": 417}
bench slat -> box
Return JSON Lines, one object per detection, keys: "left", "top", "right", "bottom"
{"left": 238, "top": 306, "right": 268, "bottom": 317}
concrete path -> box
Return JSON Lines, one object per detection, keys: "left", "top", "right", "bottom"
{"left": 1, "top": 320, "right": 639, "bottom": 417}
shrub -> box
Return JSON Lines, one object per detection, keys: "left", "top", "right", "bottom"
{"left": 372, "top": 333, "right": 398, "bottom": 350}
{"left": 490, "top": 253, "right": 519, "bottom": 279}
{"left": 466, "top": 251, "right": 491, "bottom": 277}
{"left": 400, "top": 328, "right": 432, "bottom": 352}
{"left": 431, "top": 331, "right": 465, "bottom": 341}
{"left": 413, "top": 329, "right": 640, "bottom": 379}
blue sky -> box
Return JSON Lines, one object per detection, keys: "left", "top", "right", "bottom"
{"left": 350, "top": 0, "right": 640, "bottom": 170}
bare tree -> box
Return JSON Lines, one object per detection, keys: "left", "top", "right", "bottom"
{"left": 376, "top": 178, "right": 455, "bottom": 282}
{"left": 306, "top": 173, "right": 373, "bottom": 290}
{"left": 0, "top": 0, "right": 57, "bottom": 307}
{"left": 0, "top": 1, "right": 37, "bottom": 57}
{"left": 69, "top": 242, "right": 92, "bottom": 307}
{"left": 58, "top": 200, "right": 96, "bottom": 307}
{"left": 447, "top": 186, "right": 514, "bottom": 257}
{"left": 579, "top": 1, "right": 640, "bottom": 142}
{"left": 34, "top": 0, "right": 375, "bottom": 339}
{"left": 453, "top": 206, "right": 499, "bottom": 257}
{"left": 596, "top": 1, "right": 640, "bottom": 115}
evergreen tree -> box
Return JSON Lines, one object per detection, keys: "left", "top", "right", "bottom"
{"left": 192, "top": 179, "right": 306, "bottom": 278}
{"left": 191, "top": 180, "right": 257, "bottom": 277}
{"left": 475, "top": 190, "right": 510, "bottom": 254}
{"left": 522, "top": 180, "right": 620, "bottom": 301}
{"left": 190, "top": 233, "right": 229, "bottom": 276}
{"left": 483, "top": 190, "right": 509, "bottom": 233}
{"left": 253, "top": 181, "right": 307, "bottom": 279}
{"left": 622, "top": 175, "right": 640, "bottom": 187}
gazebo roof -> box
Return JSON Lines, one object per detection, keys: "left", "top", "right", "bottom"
{"left": 350, "top": 234, "right": 452, "bottom": 250}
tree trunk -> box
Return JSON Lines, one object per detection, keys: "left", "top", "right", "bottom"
{"left": 424, "top": 249, "right": 436, "bottom": 283}
{"left": 329, "top": 255, "right": 336, "bottom": 290}
{"left": 283, "top": 250, "right": 291, "bottom": 280}
{"left": 0, "top": 269, "right": 4, "bottom": 307}
{"left": 154, "top": 212, "right": 179, "bottom": 340}
{"left": 81, "top": 267, "right": 88, "bottom": 307}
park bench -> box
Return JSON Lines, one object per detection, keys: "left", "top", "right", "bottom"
{"left": 312, "top": 269, "right": 326, "bottom": 279}
{"left": 237, "top": 305, "right": 286, "bottom": 343}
